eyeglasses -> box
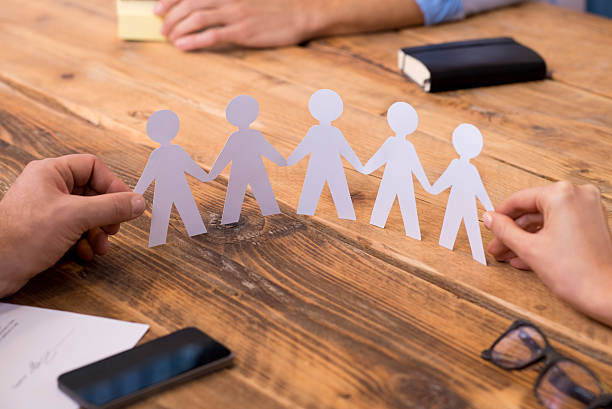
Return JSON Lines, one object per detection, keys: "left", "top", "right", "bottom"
{"left": 481, "top": 320, "right": 612, "bottom": 409}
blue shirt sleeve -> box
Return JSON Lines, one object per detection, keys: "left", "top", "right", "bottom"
{"left": 414, "top": 0, "right": 465, "bottom": 25}
{"left": 462, "top": 0, "right": 524, "bottom": 15}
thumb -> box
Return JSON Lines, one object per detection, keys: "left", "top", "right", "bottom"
{"left": 483, "top": 211, "right": 535, "bottom": 261}
{"left": 71, "top": 192, "right": 146, "bottom": 231}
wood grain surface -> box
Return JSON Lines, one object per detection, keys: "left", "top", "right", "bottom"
{"left": 1, "top": 1, "right": 611, "bottom": 408}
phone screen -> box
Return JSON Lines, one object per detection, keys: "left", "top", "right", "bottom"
{"left": 58, "top": 327, "right": 233, "bottom": 409}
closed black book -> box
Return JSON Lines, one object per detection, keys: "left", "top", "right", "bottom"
{"left": 398, "top": 37, "right": 547, "bottom": 92}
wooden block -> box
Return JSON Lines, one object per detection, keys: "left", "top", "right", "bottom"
{"left": 116, "top": 0, "right": 165, "bottom": 41}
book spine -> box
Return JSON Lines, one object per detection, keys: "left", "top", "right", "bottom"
{"left": 430, "top": 63, "right": 546, "bottom": 92}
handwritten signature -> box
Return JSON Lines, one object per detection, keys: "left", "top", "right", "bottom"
{"left": 12, "top": 328, "right": 75, "bottom": 389}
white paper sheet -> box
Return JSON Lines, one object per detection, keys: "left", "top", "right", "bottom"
{"left": 0, "top": 303, "right": 149, "bottom": 409}
{"left": 429, "top": 124, "right": 494, "bottom": 265}
{"left": 287, "top": 89, "right": 363, "bottom": 220}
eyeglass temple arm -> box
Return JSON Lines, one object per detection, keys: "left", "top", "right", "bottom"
{"left": 586, "top": 394, "right": 612, "bottom": 409}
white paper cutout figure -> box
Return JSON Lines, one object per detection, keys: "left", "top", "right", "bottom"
{"left": 287, "top": 89, "right": 363, "bottom": 220}
{"left": 208, "top": 95, "right": 286, "bottom": 224}
{"left": 362, "top": 102, "right": 431, "bottom": 240}
{"left": 429, "top": 124, "right": 494, "bottom": 265}
{"left": 134, "top": 110, "right": 209, "bottom": 247}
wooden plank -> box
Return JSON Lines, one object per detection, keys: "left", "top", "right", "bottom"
{"left": 1, "top": 0, "right": 611, "bottom": 359}
{"left": 3, "top": 79, "right": 612, "bottom": 409}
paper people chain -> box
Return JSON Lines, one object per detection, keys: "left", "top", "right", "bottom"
{"left": 135, "top": 91, "right": 494, "bottom": 264}
{"left": 288, "top": 90, "right": 363, "bottom": 220}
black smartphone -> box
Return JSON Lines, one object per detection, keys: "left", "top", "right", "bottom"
{"left": 58, "top": 327, "right": 233, "bottom": 409}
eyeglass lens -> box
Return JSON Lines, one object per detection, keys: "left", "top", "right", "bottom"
{"left": 536, "top": 359, "right": 603, "bottom": 409}
{"left": 491, "top": 325, "right": 546, "bottom": 369}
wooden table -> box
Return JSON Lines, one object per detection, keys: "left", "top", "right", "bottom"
{"left": 1, "top": 1, "right": 611, "bottom": 408}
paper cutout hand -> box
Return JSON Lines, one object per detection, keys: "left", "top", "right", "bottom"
{"left": 196, "top": 173, "right": 212, "bottom": 183}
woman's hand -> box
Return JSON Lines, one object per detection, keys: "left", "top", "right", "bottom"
{"left": 484, "top": 182, "right": 612, "bottom": 326}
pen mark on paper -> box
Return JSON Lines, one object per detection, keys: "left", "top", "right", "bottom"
{"left": 12, "top": 328, "right": 75, "bottom": 389}
{"left": 0, "top": 319, "right": 19, "bottom": 342}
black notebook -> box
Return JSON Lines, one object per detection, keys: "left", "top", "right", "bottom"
{"left": 398, "top": 37, "right": 547, "bottom": 92}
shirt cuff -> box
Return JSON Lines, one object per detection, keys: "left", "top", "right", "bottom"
{"left": 414, "top": 0, "right": 465, "bottom": 25}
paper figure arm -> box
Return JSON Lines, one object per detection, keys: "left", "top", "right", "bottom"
{"left": 473, "top": 167, "right": 494, "bottom": 211}
{"left": 338, "top": 131, "right": 364, "bottom": 172}
{"left": 258, "top": 132, "right": 287, "bottom": 167}
{"left": 179, "top": 147, "right": 209, "bottom": 182}
{"left": 134, "top": 153, "right": 156, "bottom": 194}
{"left": 429, "top": 160, "right": 457, "bottom": 195}
{"left": 287, "top": 130, "right": 314, "bottom": 166}
{"left": 208, "top": 138, "right": 234, "bottom": 180}
{"left": 362, "top": 139, "right": 390, "bottom": 175}
{"left": 409, "top": 145, "right": 432, "bottom": 191}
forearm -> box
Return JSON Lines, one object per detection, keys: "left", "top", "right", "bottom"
{"left": 306, "top": 0, "right": 524, "bottom": 37}
{"left": 305, "top": 0, "right": 424, "bottom": 38}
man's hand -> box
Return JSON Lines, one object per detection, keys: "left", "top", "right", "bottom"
{"left": 483, "top": 182, "right": 612, "bottom": 326}
{"left": 0, "top": 154, "right": 145, "bottom": 297}
{"left": 154, "top": 0, "right": 424, "bottom": 51}
{"left": 156, "top": 0, "right": 313, "bottom": 50}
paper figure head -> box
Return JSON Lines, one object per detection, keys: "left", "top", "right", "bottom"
{"left": 308, "top": 89, "right": 343, "bottom": 124}
{"left": 387, "top": 102, "right": 418, "bottom": 136}
{"left": 226, "top": 95, "right": 259, "bottom": 128}
{"left": 453, "top": 124, "right": 483, "bottom": 159}
{"left": 147, "top": 110, "right": 180, "bottom": 145}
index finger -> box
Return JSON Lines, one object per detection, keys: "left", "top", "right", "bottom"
{"left": 155, "top": 0, "right": 181, "bottom": 16}
{"left": 55, "top": 154, "right": 130, "bottom": 195}
{"left": 495, "top": 186, "right": 544, "bottom": 219}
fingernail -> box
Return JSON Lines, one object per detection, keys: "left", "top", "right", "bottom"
{"left": 153, "top": 2, "right": 164, "bottom": 15}
{"left": 132, "top": 195, "right": 145, "bottom": 216}
{"left": 483, "top": 211, "right": 493, "bottom": 229}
